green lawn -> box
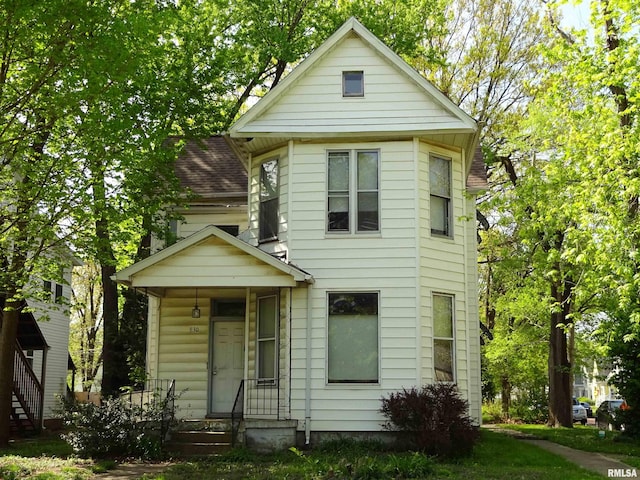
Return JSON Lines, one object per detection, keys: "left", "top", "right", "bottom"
{"left": 0, "top": 437, "right": 111, "bottom": 480}
{"left": 500, "top": 424, "right": 640, "bottom": 468}
{"left": 148, "top": 431, "right": 604, "bottom": 480}
{"left": 2, "top": 428, "right": 629, "bottom": 479}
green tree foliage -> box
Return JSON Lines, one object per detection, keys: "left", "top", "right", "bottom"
{"left": 70, "top": 262, "right": 104, "bottom": 392}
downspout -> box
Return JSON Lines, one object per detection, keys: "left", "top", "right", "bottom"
{"left": 305, "top": 282, "right": 313, "bottom": 445}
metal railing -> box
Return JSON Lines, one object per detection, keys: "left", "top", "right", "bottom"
{"left": 160, "top": 379, "right": 176, "bottom": 444}
{"left": 230, "top": 379, "right": 244, "bottom": 446}
{"left": 120, "top": 378, "right": 177, "bottom": 447}
{"left": 12, "top": 340, "right": 43, "bottom": 432}
{"left": 244, "top": 378, "right": 285, "bottom": 419}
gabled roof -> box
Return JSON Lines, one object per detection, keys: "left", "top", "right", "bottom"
{"left": 113, "top": 225, "right": 314, "bottom": 294}
{"left": 230, "top": 17, "right": 477, "bottom": 138}
{"left": 467, "top": 146, "right": 488, "bottom": 192}
{"left": 174, "top": 136, "right": 247, "bottom": 202}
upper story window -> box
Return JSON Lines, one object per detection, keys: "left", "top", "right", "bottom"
{"left": 342, "top": 71, "right": 364, "bottom": 97}
{"left": 430, "top": 155, "right": 452, "bottom": 237}
{"left": 327, "top": 150, "right": 379, "bottom": 233}
{"left": 433, "top": 293, "right": 455, "bottom": 382}
{"left": 259, "top": 158, "right": 279, "bottom": 242}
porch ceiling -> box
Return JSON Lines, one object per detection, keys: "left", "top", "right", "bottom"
{"left": 113, "top": 226, "right": 313, "bottom": 295}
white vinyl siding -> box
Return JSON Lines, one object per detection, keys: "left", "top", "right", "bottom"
{"left": 28, "top": 268, "right": 73, "bottom": 421}
{"left": 158, "top": 294, "right": 209, "bottom": 417}
{"left": 234, "top": 35, "right": 469, "bottom": 135}
{"left": 288, "top": 140, "right": 418, "bottom": 431}
{"left": 174, "top": 209, "right": 247, "bottom": 239}
{"left": 417, "top": 141, "right": 478, "bottom": 421}
{"left": 130, "top": 236, "right": 298, "bottom": 288}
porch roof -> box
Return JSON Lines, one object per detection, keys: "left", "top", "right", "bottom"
{"left": 113, "top": 226, "right": 313, "bottom": 295}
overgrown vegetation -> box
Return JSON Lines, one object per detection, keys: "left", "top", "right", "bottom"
{"left": 0, "top": 437, "right": 108, "bottom": 480}
{"left": 56, "top": 393, "right": 177, "bottom": 458}
{"left": 380, "top": 383, "right": 480, "bottom": 457}
{"left": 144, "top": 430, "right": 604, "bottom": 480}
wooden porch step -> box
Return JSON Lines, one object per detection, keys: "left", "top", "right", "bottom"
{"left": 165, "top": 430, "right": 232, "bottom": 456}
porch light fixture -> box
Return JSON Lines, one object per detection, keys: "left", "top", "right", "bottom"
{"left": 192, "top": 288, "right": 201, "bottom": 318}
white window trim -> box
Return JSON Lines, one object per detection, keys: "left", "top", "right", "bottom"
{"left": 326, "top": 149, "right": 380, "bottom": 235}
{"left": 258, "top": 158, "right": 279, "bottom": 243}
{"left": 432, "top": 292, "right": 456, "bottom": 383}
{"left": 325, "top": 290, "right": 381, "bottom": 386}
{"left": 256, "top": 294, "right": 279, "bottom": 384}
{"left": 342, "top": 70, "right": 364, "bottom": 97}
{"left": 429, "top": 153, "right": 453, "bottom": 239}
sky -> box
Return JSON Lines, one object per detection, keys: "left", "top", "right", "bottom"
{"left": 559, "top": 1, "right": 591, "bottom": 29}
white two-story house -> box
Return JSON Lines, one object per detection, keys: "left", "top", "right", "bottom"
{"left": 115, "top": 18, "right": 487, "bottom": 449}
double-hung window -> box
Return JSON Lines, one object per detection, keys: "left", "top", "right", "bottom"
{"left": 430, "top": 155, "right": 452, "bottom": 237}
{"left": 327, "top": 150, "right": 379, "bottom": 233}
{"left": 259, "top": 159, "right": 279, "bottom": 242}
{"left": 433, "top": 293, "right": 455, "bottom": 382}
{"left": 327, "top": 292, "right": 379, "bottom": 383}
{"left": 257, "top": 295, "right": 278, "bottom": 383}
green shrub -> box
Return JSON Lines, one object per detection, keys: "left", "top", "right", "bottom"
{"left": 482, "top": 401, "right": 504, "bottom": 423}
{"left": 380, "top": 383, "right": 480, "bottom": 457}
{"left": 57, "top": 392, "right": 177, "bottom": 459}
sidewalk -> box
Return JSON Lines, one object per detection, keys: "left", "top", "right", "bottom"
{"left": 95, "top": 462, "right": 172, "bottom": 480}
{"left": 484, "top": 425, "right": 637, "bottom": 478}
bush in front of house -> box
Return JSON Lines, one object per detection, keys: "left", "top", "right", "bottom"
{"left": 380, "top": 383, "right": 480, "bottom": 457}
{"left": 57, "top": 392, "right": 174, "bottom": 458}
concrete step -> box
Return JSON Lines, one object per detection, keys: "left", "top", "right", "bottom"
{"left": 165, "top": 430, "right": 233, "bottom": 456}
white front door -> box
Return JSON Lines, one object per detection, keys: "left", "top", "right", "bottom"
{"left": 209, "top": 321, "right": 245, "bottom": 414}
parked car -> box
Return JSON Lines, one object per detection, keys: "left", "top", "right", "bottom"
{"left": 572, "top": 398, "right": 588, "bottom": 425}
{"left": 596, "top": 399, "right": 626, "bottom": 431}
{"left": 579, "top": 400, "right": 593, "bottom": 418}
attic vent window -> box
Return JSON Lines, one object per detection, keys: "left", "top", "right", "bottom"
{"left": 342, "top": 71, "right": 364, "bottom": 97}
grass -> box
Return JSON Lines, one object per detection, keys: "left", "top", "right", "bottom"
{"left": 4, "top": 427, "right": 637, "bottom": 479}
{"left": 145, "top": 431, "right": 604, "bottom": 479}
{"left": 501, "top": 423, "right": 640, "bottom": 469}
{"left": 0, "top": 435, "right": 114, "bottom": 480}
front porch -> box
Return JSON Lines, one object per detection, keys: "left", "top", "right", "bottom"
{"left": 113, "top": 226, "right": 313, "bottom": 431}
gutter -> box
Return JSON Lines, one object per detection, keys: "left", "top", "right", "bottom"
{"left": 305, "top": 283, "right": 313, "bottom": 445}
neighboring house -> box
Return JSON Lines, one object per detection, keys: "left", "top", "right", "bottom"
{"left": 115, "top": 18, "right": 487, "bottom": 449}
{"left": 8, "top": 258, "right": 80, "bottom": 434}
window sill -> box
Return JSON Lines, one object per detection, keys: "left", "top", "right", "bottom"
{"left": 325, "top": 382, "right": 381, "bottom": 388}
{"left": 325, "top": 232, "right": 382, "bottom": 239}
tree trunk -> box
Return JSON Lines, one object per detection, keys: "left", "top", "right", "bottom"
{"left": 501, "top": 374, "right": 511, "bottom": 419}
{"left": 90, "top": 158, "right": 124, "bottom": 397}
{"left": 0, "top": 297, "right": 20, "bottom": 446}
{"left": 100, "top": 262, "right": 123, "bottom": 396}
{"left": 547, "top": 275, "right": 573, "bottom": 427}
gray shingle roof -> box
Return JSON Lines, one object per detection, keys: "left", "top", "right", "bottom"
{"left": 175, "top": 136, "right": 248, "bottom": 201}
{"left": 467, "top": 146, "right": 488, "bottom": 191}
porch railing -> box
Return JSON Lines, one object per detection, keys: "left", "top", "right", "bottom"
{"left": 243, "top": 378, "right": 286, "bottom": 419}
{"left": 120, "top": 378, "right": 176, "bottom": 447}
{"left": 230, "top": 379, "right": 244, "bottom": 446}
{"left": 12, "top": 340, "right": 43, "bottom": 432}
